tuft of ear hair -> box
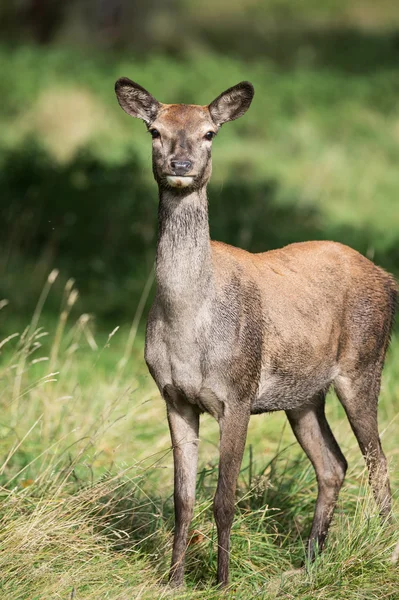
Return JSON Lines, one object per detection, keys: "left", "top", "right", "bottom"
{"left": 115, "top": 77, "right": 160, "bottom": 123}
{"left": 208, "top": 81, "right": 254, "bottom": 126}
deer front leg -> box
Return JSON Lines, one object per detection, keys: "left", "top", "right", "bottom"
{"left": 214, "top": 408, "right": 250, "bottom": 587}
{"left": 166, "top": 393, "right": 200, "bottom": 587}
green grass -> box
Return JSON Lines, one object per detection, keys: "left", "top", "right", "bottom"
{"left": 0, "top": 272, "right": 398, "bottom": 599}
{"left": 1, "top": 40, "right": 399, "bottom": 598}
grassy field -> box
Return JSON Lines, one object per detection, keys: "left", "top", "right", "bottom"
{"left": 0, "top": 273, "right": 398, "bottom": 599}
{"left": 1, "top": 41, "right": 399, "bottom": 598}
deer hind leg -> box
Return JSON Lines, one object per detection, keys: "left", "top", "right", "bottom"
{"left": 165, "top": 388, "right": 200, "bottom": 587}
{"left": 334, "top": 368, "right": 392, "bottom": 518}
{"left": 286, "top": 392, "right": 347, "bottom": 562}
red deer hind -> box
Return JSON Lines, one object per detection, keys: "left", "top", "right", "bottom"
{"left": 115, "top": 78, "right": 396, "bottom": 587}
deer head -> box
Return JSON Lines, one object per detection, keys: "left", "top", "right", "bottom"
{"left": 115, "top": 78, "right": 254, "bottom": 191}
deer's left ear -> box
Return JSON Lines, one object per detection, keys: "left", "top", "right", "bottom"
{"left": 208, "top": 81, "right": 254, "bottom": 126}
{"left": 115, "top": 77, "right": 160, "bottom": 123}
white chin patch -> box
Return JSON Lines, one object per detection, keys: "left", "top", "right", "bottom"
{"left": 166, "top": 176, "right": 194, "bottom": 188}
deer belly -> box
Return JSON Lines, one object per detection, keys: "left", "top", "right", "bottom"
{"left": 252, "top": 367, "right": 336, "bottom": 413}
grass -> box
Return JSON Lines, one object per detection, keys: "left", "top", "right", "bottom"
{"left": 0, "top": 272, "right": 398, "bottom": 599}
{"left": 1, "top": 38, "right": 399, "bottom": 598}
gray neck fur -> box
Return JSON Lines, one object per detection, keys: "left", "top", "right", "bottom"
{"left": 155, "top": 187, "right": 213, "bottom": 317}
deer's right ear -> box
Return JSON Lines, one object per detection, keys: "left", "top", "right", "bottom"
{"left": 115, "top": 78, "right": 160, "bottom": 123}
{"left": 208, "top": 81, "right": 254, "bottom": 126}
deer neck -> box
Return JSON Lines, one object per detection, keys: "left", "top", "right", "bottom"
{"left": 155, "top": 186, "right": 213, "bottom": 315}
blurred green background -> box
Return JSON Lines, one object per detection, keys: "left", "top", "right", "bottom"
{"left": 1, "top": 0, "right": 399, "bottom": 321}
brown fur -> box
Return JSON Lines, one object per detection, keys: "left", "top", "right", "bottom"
{"left": 115, "top": 78, "right": 397, "bottom": 587}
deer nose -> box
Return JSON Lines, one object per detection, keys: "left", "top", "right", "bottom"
{"left": 170, "top": 160, "right": 192, "bottom": 175}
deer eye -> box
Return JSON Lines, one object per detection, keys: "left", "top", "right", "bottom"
{"left": 204, "top": 131, "right": 215, "bottom": 141}
{"left": 149, "top": 129, "right": 160, "bottom": 139}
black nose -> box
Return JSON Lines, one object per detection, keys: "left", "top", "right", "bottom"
{"left": 170, "top": 160, "right": 192, "bottom": 175}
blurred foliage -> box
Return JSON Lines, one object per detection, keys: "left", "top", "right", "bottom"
{"left": 2, "top": 0, "right": 399, "bottom": 69}
{"left": 1, "top": 2, "right": 399, "bottom": 319}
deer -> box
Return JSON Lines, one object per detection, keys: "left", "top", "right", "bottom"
{"left": 115, "top": 78, "right": 397, "bottom": 588}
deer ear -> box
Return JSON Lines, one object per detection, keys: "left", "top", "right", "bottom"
{"left": 115, "top": 77, "right": 160, "bottom": 123}
{"left": 208, "top": 81, "right": 254, "bottom": 126}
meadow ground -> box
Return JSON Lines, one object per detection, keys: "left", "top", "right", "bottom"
{"left": 1, "top": 42, "right": 399, "bottom": 598}
{"left": 0, "top": 275, "right": 398, "bottom": 600}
